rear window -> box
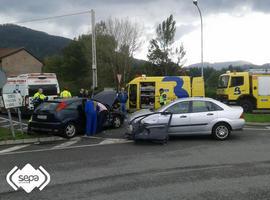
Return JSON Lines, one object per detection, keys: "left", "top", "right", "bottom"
{"left": 192, "top": 101, "right": 223, "bottom": 113}
{"left": 29, "top": 84, "right": 58, "bottom": 96}
{"left": 192, "top": 101, "right": 209, "bottom": 113}
{"left": 36, "top": 102, "right": 59, "bottom": 111}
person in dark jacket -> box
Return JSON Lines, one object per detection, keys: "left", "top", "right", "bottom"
{"left": 117, "top": 87, "right": 128, "bottom": 116}
{"left": 78, "top": 88, "right": 85, "bottom": 98}
{"left": 85, "top": 99, "right": 97, "bottom": 136}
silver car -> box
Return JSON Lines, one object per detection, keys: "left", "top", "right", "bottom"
{"left": 128, "top": 97, "right": 245, "bottom": 140}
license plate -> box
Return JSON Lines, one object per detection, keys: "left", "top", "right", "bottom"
{"left": 37, "top": 115, "right": 47, "bottom": 120}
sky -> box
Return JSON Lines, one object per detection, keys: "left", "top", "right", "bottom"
{"left": 0, "top": 0, "right": 270, "bottom": 66}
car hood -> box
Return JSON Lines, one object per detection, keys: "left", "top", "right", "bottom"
{"left": 93, "top": 91, "right": 117, "bottom": 108}
{"left": 128, "top": 109, "right": 153, "bottom": 123}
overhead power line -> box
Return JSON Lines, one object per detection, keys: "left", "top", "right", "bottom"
{"left": 7, "top": 10, "right": 91, "bottom": 24}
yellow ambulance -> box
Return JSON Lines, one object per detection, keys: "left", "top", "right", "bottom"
{"left": 127, "top": 75, "right": 205, "bottom": 111}
{"left": 217, "top": 69, "right": 270, "bottom": 112}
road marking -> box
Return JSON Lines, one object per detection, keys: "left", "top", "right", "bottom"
{"left": 99, "top": 138, "right": 128, "bottom": 145}
{"left": 244, "top": 128, "right": 269, "bottom": 131}
{"left": 52, "top": 137, "right": 81, "bottom": 149}
{"left": 0, "top": 116, "right": 28, "bottom": 132}
{"left": 2, "top": 124, "right": 11, "bottom": 128}
{"left": 0, "top": 144, "right": 30, "bottom": 154}
{"left": 266, "top": 126, "right": 270, "bottom": 130}
{"left": 0, "top": 117, "right": 28, "bottom": 126}
{"left": 0, "top": 139, "right": 132, "bottom": 156}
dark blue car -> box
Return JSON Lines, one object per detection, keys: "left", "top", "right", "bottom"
{"left": 28, "top": 91, "right": 124, "bottom": 138}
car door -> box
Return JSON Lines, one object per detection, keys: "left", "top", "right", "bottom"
{"left": 65, "top": 100, "right": 85, "bottom": 130}
{"left": 189, "top": 100, "right": 219, "bottom": 134}
{"left": 159, "top": 101, "right": 191, "bottom": 134}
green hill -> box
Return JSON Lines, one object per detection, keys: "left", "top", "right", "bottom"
{"left": 0, "top": 24, "right": 72, "bottom": 59}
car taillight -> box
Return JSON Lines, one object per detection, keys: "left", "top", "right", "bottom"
{"left": 56, "top": 102, "right": 68, "bottom": 112}
{"left": 240, "top": 112, "right": 244, "bottom": 119}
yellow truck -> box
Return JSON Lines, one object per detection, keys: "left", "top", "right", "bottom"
{"left": 217, "top": 69, "right": 270, "bottom": 112}
{"left": 127, "top": 75, "right": 205, "bottom": 111}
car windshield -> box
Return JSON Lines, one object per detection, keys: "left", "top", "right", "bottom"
{"left": 218, "top": 75, "right": 229, "bottom": 88}
{"left": 36, "top": 102, "right": 59, "bottom": 111}
{"left": 29, "top": 84, "right": 58, "bottom": 96}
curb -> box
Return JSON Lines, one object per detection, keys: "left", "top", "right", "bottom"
{"left": 0, "top": 136, "right": 67, "bottom": 146}
{"left": 246, "top": 122, "right": 270, "bottom": 126}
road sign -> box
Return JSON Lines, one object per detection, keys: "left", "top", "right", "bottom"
{"left": 0, "top": 96, "right": 4, "bottom": 108}
{"left": 0, "top": 70, "right": 7, "bottom": 88}
{"left": 3, "top": 93, "right": 23, "bottom": 109}
{"left": 117, "top": 74, "right": 122, "bottom": 84}
{"left": 2, "top": 94, "right": 23, "bottom": 138}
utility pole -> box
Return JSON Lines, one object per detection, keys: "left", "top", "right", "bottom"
{"left": 91, "top": 9, "right": 97, "bottom": 95}
{"left": 193, "top": 0, "right": 204, "bottom": 78}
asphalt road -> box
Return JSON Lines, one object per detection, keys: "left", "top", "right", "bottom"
{"left": 0, "top": 124, "right": 270, "bottom": 200}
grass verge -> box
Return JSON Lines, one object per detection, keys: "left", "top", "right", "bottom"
{"left": 0, "top": 127, "right": 45, "bottom": 141}
{"left": 244, "top": 114, "right": 270, "bottom": 123}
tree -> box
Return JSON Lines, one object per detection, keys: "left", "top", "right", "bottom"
{"left": 102, "top": 18, "right": 143, "bottom": 84}
{"left": 147, "top": 15, "right": 186, "bottom": 75}
{"left": 44, "top": 31, "right": 118, "bottom": 93}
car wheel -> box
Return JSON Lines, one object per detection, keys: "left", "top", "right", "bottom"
{"left": 239, "top": 100, "right": 253, "bottom": 113}
{"left": 212, "top": 123, "right": 230, "bottom": 140}
{"left": 113, "top": 116, "right": 122, "bottom": 128}
{"left": 64, "top": 122, "right": 77, "bottom": 138}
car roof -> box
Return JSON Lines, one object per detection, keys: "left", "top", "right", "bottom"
{"left": 166, "top": 97, "right": 229, "bottom": 110}
{"left": 173, "top": 97, "right": 214, "bottom": 102}
{"left": 47, "top": 97, "right": 84, "bottom": 103}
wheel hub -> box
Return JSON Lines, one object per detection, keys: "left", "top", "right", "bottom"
{"left": 216, "top": 126, "right": 228, "bottom": 138}
{"left": 66, "top": 125, "right": 75, "bottom": 136}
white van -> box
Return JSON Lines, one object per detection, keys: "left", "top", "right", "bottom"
{"left": 0, "top": 73, "right": 60, "bottom": 112}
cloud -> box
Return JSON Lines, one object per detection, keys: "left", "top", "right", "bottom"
{"left": 175, "top": 24, "right": 198, "bottom": 40}
{"left": 0, "top": 0, "right": 269, "bottom": 39}
{"left": 1, "top": 0, "right": 270, "bottom": 64}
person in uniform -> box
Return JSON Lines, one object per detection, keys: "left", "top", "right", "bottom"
{"left": 33, "top": 88, "right": 47, "bottom": 109}
{"left": 159, "top": 88, "right": 167, "bottom": 106}
{"left": 60, "top": 87, "right": 72, "bottom": 98}
{"left": 85, "top": 99, "right": 97, "bottom": 136}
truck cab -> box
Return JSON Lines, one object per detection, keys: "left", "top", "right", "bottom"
{"left": 217, "top": 70, "right": 270, "bottom": 112}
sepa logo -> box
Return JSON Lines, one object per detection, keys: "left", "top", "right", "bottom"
{"left": 6, "top": 164, "right": 50, "bottom": 193}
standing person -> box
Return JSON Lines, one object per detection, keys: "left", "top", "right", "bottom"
{"left": 84, "top": 99, "right": 97, "bottom": 136}
{"left": 33, "top": 88, "right": 47, "bottom": 109}
{"left": 60, "top": 87, "right": 72, "bottom": 98}
{"left": 159, "top": 88, "right": 167, "bottom": 107}
{"left": 96, "top": 102, "right": 108, "bottom": 133}
{"left": 78, "top": 88, "right": 85, "bottom": 97}
{"left": 85, "top": 90, "right": 90, "bottom": 98}
{"left": 118, "top": 87, "right": 128, "bottom": 116}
